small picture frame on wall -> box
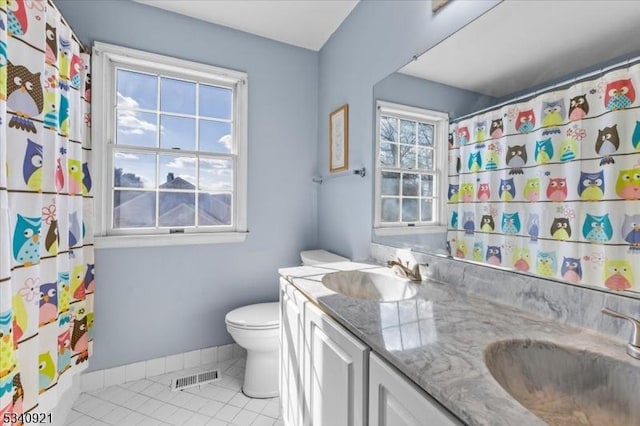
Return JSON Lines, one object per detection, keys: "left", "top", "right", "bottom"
{"left": 329, "top": 104, "right": 349, "bottom": 173}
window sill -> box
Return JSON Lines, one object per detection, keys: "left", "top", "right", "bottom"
{"left": 374, "top": 225, "right": 447, "bottom": 237}
{"left": 94, "top": 232, "right": 248, "bottom": 249}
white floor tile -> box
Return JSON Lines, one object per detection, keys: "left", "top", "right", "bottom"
{"left": 205, "top": 419, "right": 229, "bottom": 426}
{"left": 67, "top": 409, "right": 83, "bottom": 423}
{"left": 74, "top": 395, "right": 105, "bottom": 415}
{"left": 182, "top": 394, "right": 210, "bottom": 412}
{"left": 251, "top": 414, "right": 275, "bottom": 426}
{"left": 141, "top": 381, "right": 168, "bottom": 397}
{"left": 214, "top": 404, "right": 241, "bottom": 422}
{"left": 165, "top": 407, "right": 194, "bottom": 425}
{"left": 184, "top": 412, "right": 213, "bottom": 426}
{"left": 68, "top": 414, "right": 96, "bottom": 426}
{"left": 227, "top": 392, "right": 251, "bottom": 409}
{"left": 119, "top": 411, "right": 147, "bottom": 426}
{"left": 166, "top": 389, "right": 194, "bottom": 406}
{"left": 69, "top": 356, "right": 280, "bottom": 426}
{"left": 136, "top": 398, "right": 165, "bottom": 416}
{"left": 149, "top": 401, "right": 179, "bottom": 421}
{"left": 231, "top": 409, "right": 258, "bottom": 426}
{"left": 101, "top": 387, "right": 138, "bottom": 406}
{"left": 197, "top": 400, "right": 226, "bottom": 417}
{"left": 244, "top": 398, "right": 268, "bottom": 414}
{"left": 102, "top": 406, "right": 134, "bottom": 425}
{"left": 121, "top": 393, "right": 150, "bottom": 410}
{"left": 261, "top": 399, "right": 280, "bottom": 419}
{"left": 139, "top": 417, "right": 169, "bottom": 426}
{"left": 88, "top": 399, "right": 118, "bottom": 419}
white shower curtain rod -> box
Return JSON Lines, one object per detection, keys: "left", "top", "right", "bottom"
{"left": 451, "top": 53, "right": 640, "bottom": 123}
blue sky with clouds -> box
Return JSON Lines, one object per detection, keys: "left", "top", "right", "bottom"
{"left": 115, "top": 69, "right": 233, "bottom": 192}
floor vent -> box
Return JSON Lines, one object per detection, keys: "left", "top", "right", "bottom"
{"left": 171, "top": 369, "right": 220, "bottom": 391}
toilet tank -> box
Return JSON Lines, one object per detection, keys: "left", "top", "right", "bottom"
{"left": 300, "top": 249, "right": 349, "bottom": 266}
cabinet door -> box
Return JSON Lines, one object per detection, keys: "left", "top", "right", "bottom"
{"left": 304, "top": 302, "right": 368, "bottom": 426}
{"left": 369, "top": 353, "right": 462, "bottom": 426}
{"left": 280, "top": 280, "right": 307, "bottom": 426}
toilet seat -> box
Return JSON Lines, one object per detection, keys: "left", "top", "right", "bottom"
{"left": 225, "top": 302, "right": 279, "bottom": 330}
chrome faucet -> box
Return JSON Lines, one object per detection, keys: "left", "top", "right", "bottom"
{"left": 387, "top": 258, "right": 423, "bottom": 282}
{"left": 601, "top": 308, "right": 640, "bottom": 360}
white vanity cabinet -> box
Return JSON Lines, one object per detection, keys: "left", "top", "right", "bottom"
{"left": 280, "top": 279, "right": 308, "bottom": 426}
{"left": 369, "top": 353, "right": 462, "bottom": 426}
{"left": 280, "top": 280, "right": 461, "bottom": 426}
{"left": 304, "top": 301, "right": 368, "bottom": 426}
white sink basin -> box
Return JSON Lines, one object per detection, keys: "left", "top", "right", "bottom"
{"left": 485, "top": 339, "right": 640, "bottom": 426}
{"left": 321, "top": 271, "right": 418, "bottom": 302}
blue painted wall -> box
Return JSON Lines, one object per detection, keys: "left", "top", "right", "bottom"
{"left": 372, "top": 72, "right": 497, "bottom": 252}
{"left": 56, "top": 0, "right": 319, "bottom": 369}
{"left": 317, "top": 0, "right": 501, "bottom": 261}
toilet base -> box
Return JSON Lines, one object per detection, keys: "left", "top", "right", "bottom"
{"left": 242, "top": 349, "right": 279, "bottom": 398}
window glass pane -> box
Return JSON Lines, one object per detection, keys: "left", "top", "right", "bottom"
{"left": 400, "top": 120, "right": 415, "bottom": 145}
{"left": 113, "top": 190, "right": 156, "bottom": 228}
{"left": 402, "top": 174, "right": 418, "bottom": 196}
{"left": 381, "top": 198, "right": 399, "bottom": 222}
{"left": 421, "top": 199, "right": 433, "bottom": 222}
{"left": 417, "top": 147, "right": 434, "bottom": 170}
{"left": 399, "top": 145, "right": 416, "bottom": 169}
{"left": 380, "top": 142, "right": 397, "bottom": 167}
{"left": 199, "top": 193, "right": 232, "bottom": 226}
{"left": 160, "top": 115, "right": 196, "bottom": 150}
{"left": 380, "top": 116, "right": 397, "bottom": 142}
{"left": 116, "top": 110, "right": 157, "bottom": 147}
{"left": 418, "top": 123, "right": 433, "bottom": 146}
{"left": 159, "top": 155, "right": 196, "bottom": 188}
{"left": 158, "top": 192, "right": 195, "bottom": 227}
{"left": 199, "top": 158, "right": 233, "bottom": 191}
{"left": 114, "top": 151, "right": 156, "bottom": 189}
{"left": 160, "top": 77, "right": 196, "bottom": 115}
{"left": 117, "top": 70, "right": 157, "bottom": 110}
{"left": 200, "top": 84, "right": 232, "bottom": 120}
{"left": 381, "top": 172, "right": 400, "bottom": 196}
{"left": 199, "top": 120, "right": 233, "bottom": 153}
{"left": 402, "top": 199, "right": 418, "bottom": 222}
{"left": 421, "top": 175, "right": 434, "bottom": 197}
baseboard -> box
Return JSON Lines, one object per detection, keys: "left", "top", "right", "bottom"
{"left": 79, "top": 343, "right": 246, "bottom": 393}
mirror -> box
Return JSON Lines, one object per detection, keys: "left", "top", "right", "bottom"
{"left": 372, "top": 0, "right": 640, "bottom": 296}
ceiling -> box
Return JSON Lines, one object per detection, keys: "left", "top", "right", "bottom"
{"left": 399, "top": 0, "right": 640, "bottom": 98}
{"left": 135, "top": 0, "right": 359, "bottom": 51}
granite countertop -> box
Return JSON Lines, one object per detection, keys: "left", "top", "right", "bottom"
{"left": 278, "top": 261, "right": 636, "bottom": 426}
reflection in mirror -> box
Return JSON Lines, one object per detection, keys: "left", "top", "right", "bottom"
{"left": 371, "top": 0, "right": 640, "bottom": 298}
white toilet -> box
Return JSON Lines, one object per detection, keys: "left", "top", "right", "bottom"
{"left": 225, "top": 249, "right": 349, "bottom": 398}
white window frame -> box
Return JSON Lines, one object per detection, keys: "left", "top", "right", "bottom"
{"left": 374, "top": 101, "right": 448, "bottom": 236}
{"left": 92, "top": 42, "right": 248, "bottom": 248}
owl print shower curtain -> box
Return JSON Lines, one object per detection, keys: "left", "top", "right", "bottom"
{"left": 448, "top": 63, "right": 640, "bottom": 293}
{"left": 0, "top": 0, "right": 94, "bottom": 418}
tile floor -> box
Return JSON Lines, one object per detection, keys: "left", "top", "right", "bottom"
{"left": 66, "top": 358, "right": 282, "bottom": 426}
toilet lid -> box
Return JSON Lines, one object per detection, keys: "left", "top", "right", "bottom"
{"left": 225, "top": 302, "right": 279, "bottom": 329}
